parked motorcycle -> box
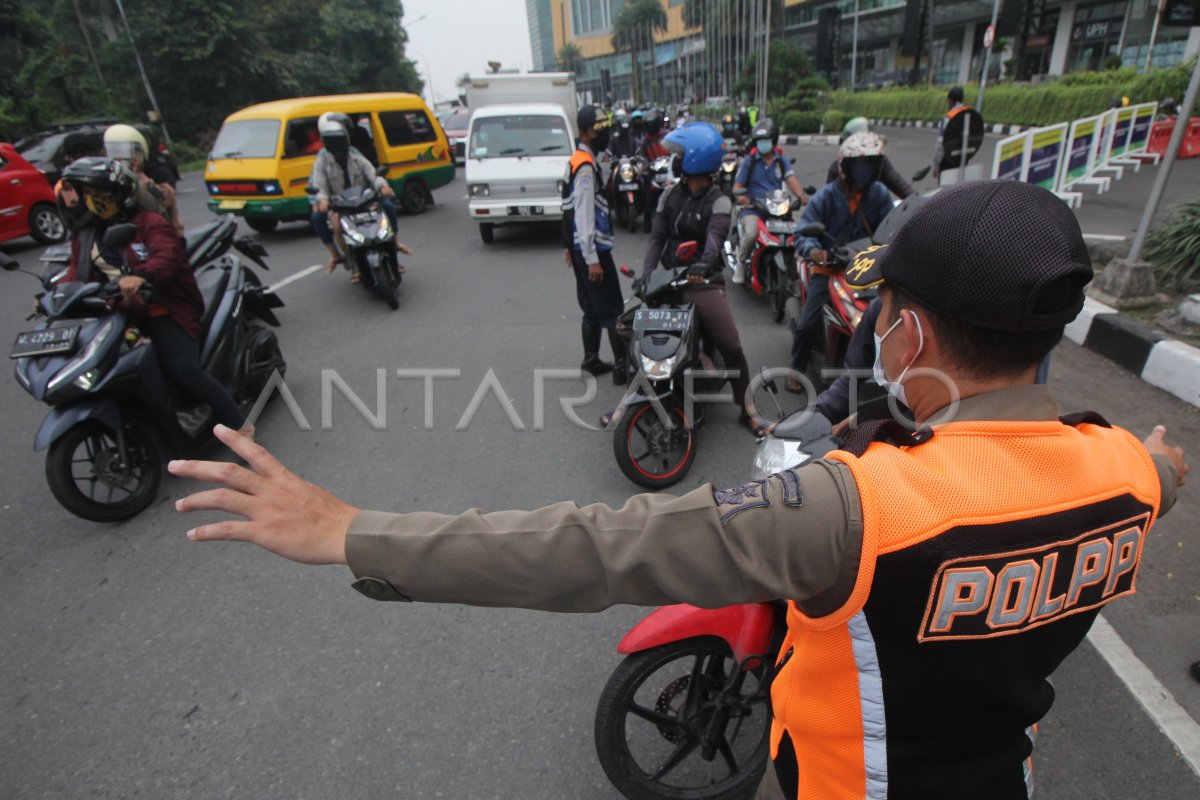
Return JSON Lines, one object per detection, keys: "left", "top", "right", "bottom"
{"left": 2, "top": 223, "right": 285, "bottom": 522}
{"left": 609, "top": 244, "right": 724, "bottom": 490}
{"left": 612, "top": 156, "right": 645, "bottom": 234}
{"left": 309, "top": 166, "right": 405, "bottom": 310}
{"left": 723, "top": 189, "right": 797, "bottom": 324}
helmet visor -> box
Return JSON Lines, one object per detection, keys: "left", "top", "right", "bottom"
{"left": 104, "top": 140, "right": 144, "bottom": 164}
{"left": 323, "top": 132, "right": 349, "bottom": 159}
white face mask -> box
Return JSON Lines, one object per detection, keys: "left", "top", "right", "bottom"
{"left": 872, "top": 312, "right": 924, "bottom": 408}
{"left": 756, "top": 139, "right": 772, "bottom": 155}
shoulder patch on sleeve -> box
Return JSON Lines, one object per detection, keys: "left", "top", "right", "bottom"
{"left": 714, "top": 479, "right": 770, "bottom": 524}
{"left": 777, "top": 469, "right": 804, "bottom": 507}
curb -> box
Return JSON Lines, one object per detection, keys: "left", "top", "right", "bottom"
{"left": 870, "top": 119, "right": 1031, "bottom": 135}
{"left": 779, "top": 134, "right": 840, "bottom": 145}
{"left": 1066, "top": 297, "right": 1200, "bottom": 408}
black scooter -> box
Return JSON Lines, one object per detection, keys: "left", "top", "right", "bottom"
{"left": 608, "top": 243, "right": 724, "bottom": 490}
{"left": 2, "top": 223, "right": 285, "bottom": 522}
{"left": 309, "top": 166, "right": 405, "bottom": 310}
{"left": 611, "top": 156, "right": 644, "bottom": 235}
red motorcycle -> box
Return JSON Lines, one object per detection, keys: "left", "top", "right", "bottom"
{"left": 722, "top": 189, "right": 797, "bottom": 325}
{"left": 594, "top": 601, "right": 787, "bottom": 800}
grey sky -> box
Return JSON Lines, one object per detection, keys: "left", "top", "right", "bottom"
{"left": 403, "top": 0, "right": 535, "bottom": 106}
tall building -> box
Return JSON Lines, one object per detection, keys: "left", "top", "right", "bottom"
{"left": 527, "top": 0, "right": 557, "bottom": 71}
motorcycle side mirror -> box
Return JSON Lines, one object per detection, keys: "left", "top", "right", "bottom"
{"left": 619, "top": 265, "right": 636, "bottom": 278}
{"left": 375, "top": 165, "right": 389, "bottom": 177}
{"left": 912, "top": 165, "right": 931, "bottom": 182}
{"left": 0, "top": 253, "right": 19, "bottom": 271}
{"left": 797, "top": 222, "right": 826, "bottom": 238}
{"left": 803, "top": 185, "right": 817, "bottom": 197}
{"left": 103, "top": 223, "right": 138, "bottom": 250}
{"left": 304, "top": 184, "right": 319, "bottom": 195}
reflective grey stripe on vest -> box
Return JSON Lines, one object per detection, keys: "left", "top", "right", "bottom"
{"left": 1023, "top": 724, "right": 1038, "bottom": 798}
{"left": 848, "top": 611, "right": 888, "bottom": 799}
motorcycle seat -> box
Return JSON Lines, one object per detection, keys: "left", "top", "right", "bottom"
{"left": 194, "top": 263, "right": 230, "bottom": 339}
{"left": 184, "top": 220, "right": 224, "bottom": 262}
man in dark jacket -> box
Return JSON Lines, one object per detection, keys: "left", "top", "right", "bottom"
{"left": 63, "top": 157, "right": 246, "bottom": 431}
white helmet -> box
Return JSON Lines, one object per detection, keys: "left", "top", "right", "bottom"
{"left": 839, "top": 131, "right": 885, "bottom": 160}
{"left": 103, "top": 124, "right": 148, "bottom": 166}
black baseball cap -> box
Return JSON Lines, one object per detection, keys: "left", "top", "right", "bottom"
{"left": 578, "top": 105, "right": 609, "bottom": 132}
{"left": 844, "top": 181, "right": 1093, "bottom": 332}
{"left": 948, "top": 86, "right": 965, "bottom": 104}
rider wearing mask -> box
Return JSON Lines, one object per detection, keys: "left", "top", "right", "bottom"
{"left": 60, "top": 157, "right": 247, "bottom": 432}
{"left": 104, "top": 124, "right": 183, "bottom": 235}
{"left": 788, "top": 132, "right": 894, "bottom": 393}
{"left": 605, "top": 109, "right": 639, "bottom": 206}
{"left": 826, "top": 118, "right": 914, "bottom": 199}
{"left": 731, "top": 117, "right": 808, "bottom": 284}
{"left": 721, "top": 114, "right": 744, "bottom": 151}
{"left": 634, "top": 121, "right": 767, "bottom": 436}
{"left": 309, "top": 112, "right": 411, "bottom": 281}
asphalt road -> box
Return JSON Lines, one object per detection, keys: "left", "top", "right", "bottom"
{"left": 1, "top": 129, "right": 1198, "bottom": 799}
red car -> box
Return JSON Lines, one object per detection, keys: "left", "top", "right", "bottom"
{"left": 0, "top": 143, "right": 67, "bottom": 245}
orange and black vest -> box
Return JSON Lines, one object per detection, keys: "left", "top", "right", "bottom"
{"left": 770, "top": 415, "right": 1161, "bottom": 800}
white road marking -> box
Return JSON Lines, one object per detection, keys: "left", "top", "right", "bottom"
{"left": 1082, "top": 233, "right": 1128, "bottom": 242}
{"left": 265, "top": 263, "right": 324, "bottom": 294}
{"left": 1088, "top": 614, "right": 1200, "bottom": 778}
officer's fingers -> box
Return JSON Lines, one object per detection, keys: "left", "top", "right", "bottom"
{"left": 168, "top": 457, "right": 263, "bottom": 496}
{"left": 212, "top": 424, "right": 287, "bottom": 480}
{"left": 186, "top": 518, "right": 257, "bottom": 544}
{"left": 176, "top": 486, "right": 256, "bottom": 517}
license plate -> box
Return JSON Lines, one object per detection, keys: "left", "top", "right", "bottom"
{"left": 11, "top": 326, "right": 79, "bottom": 359}
{"left": 633, "top": 307, "right": 691, "bottom": 333}
{"left": 218, "top": 199, "right": 247, "bottom": 210}
{"left": 618, "top": 183, "right": 639, "bottom": 191}
{"left": 767, "top": 220, "right": 793, "bottom": 234}
{"left": 507, "top": 205, "right": 544, "bottom": 217}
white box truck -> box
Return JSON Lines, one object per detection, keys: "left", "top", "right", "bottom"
{"left": 463, "top": 73, "right": 579, "bottom": 244}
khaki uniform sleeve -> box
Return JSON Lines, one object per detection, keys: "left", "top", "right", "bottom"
{"left": 345, "top": 460, "right": 863, "bottom": 613}
{"left": 1153, "top": 454, "right": 1179, "bottom": 516}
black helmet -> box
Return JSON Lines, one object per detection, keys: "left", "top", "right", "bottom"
{"left": 751, "top": 117, "right": 779, "bottom": 148}
{"left": 62, "top": 157, "right": 139, "bottom": 220}
{"left": 646, "top": 110, "right": 664, "bottom": 135}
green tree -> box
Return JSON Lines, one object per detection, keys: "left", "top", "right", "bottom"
{"left": 557, "top": 42, "right": 584, "bottom": 74}
{"left": 734, "top": 40, "right": 815, "bottom": 100}
{"left": 612, "top": 0, "right": 667, "bottom": 104}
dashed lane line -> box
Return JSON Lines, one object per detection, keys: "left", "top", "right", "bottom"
{"left": 1088, "top": 614, "right": 1200, "bottom": 779}
{"left": 265, "top": 263, "right": 324, "bottom": 295}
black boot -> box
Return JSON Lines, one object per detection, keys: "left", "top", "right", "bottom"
{"left": 608, "top": 327, "right": 627, "bottom": 385}
{"left": 580, "top": 321, "right": 612, "bottom": 376}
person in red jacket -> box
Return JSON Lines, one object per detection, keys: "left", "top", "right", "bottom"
{"left": 61, "top": 157, "right": 247, "bottom": 431}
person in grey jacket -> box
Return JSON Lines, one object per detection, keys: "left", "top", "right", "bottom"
{"left": 310, "top": 114, "right": 411, "bottom": 280}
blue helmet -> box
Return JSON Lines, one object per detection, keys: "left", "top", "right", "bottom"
{"left": 663, "top": 121, "right": 724, "bottom": 176}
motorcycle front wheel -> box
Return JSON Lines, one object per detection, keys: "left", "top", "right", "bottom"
{"left": 379, "top": 259, "right": 401, "bottom": 310}
{"left": 45, "top": 421, "right": 164, "bottom": 522}
{"left": 595, "top": 637, "right": 771, "bottom": 800}
{"left": 613, "top": 400, "right": 696, "bottom": 489}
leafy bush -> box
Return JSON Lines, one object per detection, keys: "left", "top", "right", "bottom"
{"left": 822, "top": 111, "right": 846, "bottom": 133}
{"left": 1146, "top": 197, "right": 1200, "bottom": 292}
{"left": 782, "top": 110, "right": 823, "bottom": 133}
{"left": 825, "top": 59, "right": 1195, "bottom": 127}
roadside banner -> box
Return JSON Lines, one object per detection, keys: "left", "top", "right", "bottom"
{"left": 1062, "top": 114, "right": 1100, "bottom": 186}
{"left": 1096, "top": 109, "right": 1116, "bottom": 164}
{"left": 1127, "top": 102, "right": 1158, "bottom": 154}
{"left": 1110, "top": 106, "right": 1136, "bottom": 157}
{"left": 1026, "top": 124, "right": 1069, "bottom": 191}
{"left": 992, "top": 131, "right": 1030, "bottom": 182}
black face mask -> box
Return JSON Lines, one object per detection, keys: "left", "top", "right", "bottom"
{"left": 844, "top": 158, "right": 881, "bottom": 190}
{"left": 324, "top": 135, "right": 349, "bottom": 160}
{"left": 591, "top": 130, "right": 611, "bottom": 152}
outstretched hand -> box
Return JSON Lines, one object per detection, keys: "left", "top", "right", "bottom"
{"left": 1144, "top": 425, "right": 1189, "bottom": 486}
{"left": 170, "top": 425, "right": 359, "bottom": 565}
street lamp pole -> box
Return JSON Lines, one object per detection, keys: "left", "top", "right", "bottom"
{"left": 976, "top": 0, "right": 1002, "bottom": 113}
{"left": 112, "top": 0, "right": 172, "bottom": 149}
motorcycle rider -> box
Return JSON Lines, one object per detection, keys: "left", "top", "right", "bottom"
{"left": 605, "top": 108, "right": 640, "bottom": 207}
{"left": 562, "top": 105, "right": 625, "bottom": 382}
{"left": 633, "top": 121, "right": 766, "bottom": 436}
{"left": 788, "top": 132, "right": 894, "bottom": 393}
{"left": 721, "top": 114, "right": 745, "bottom": 151}
{"left": 825, "top": 118, "right": 914, "bottom": 199}
{"left": 104, "top": 124, "right": 184, "bottom": 235}
{"left": 60, "top": 157, "right": 246, "bottom": 431}
{"left": 637, "top": 110, "right": 672, "bottom": 232}
{"left": 310, "top": 112, "right": 412, "bottom": 281}
{"left": 731, "top": 117, "right": 809, "bottom": 285}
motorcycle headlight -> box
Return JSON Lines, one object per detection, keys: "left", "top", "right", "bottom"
{"left": 640, "top": 353, "right": 679, "bottom": 381}
{"left": 766, "top": 198, "right": 791, "bottom": 216}
{"left": 340, "top": 216, "right": 366, "bottom": 245}
{"left": 48, "top": 318, "right": 114, "bottom": 393}
{"left": 619, "top": 165, "right": 636, "bottom": 182}
{"left": 833, "top": 281, "right": 863, "bottom": 328}
{"left": 375, "top": 214, "right": 392, "bottom": 242}
{"left": 721, "top": 160, "right": 737, "bottom": 173}
{"left": 751, "top": 437, "right": 812, "bottom": 480}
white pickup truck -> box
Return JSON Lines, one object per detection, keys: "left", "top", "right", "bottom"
{"left": 464, "top": 73, "right": 579, "bottom": 244}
